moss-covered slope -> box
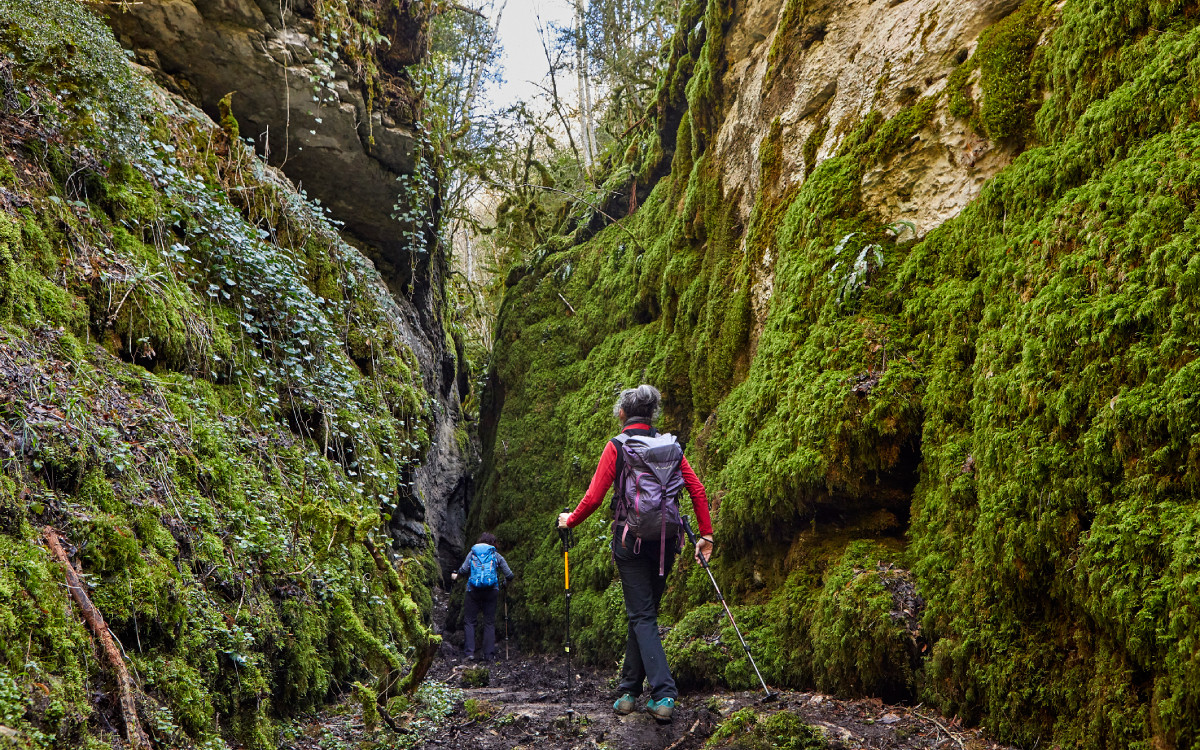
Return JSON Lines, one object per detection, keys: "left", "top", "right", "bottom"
{"left": 475, "top": 0, "right": 1200, "bottom": 747}
{"left": 0, "top": 2, "right": 450, "bottom": 747}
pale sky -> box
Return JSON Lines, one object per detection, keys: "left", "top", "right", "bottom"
{"left": 486, "top": 0, "right": 578, "bottom": 110}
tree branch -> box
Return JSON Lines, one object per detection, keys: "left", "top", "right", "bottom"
{"left": 431, "top": 2, "right": 487, "bottom": 19}
{"left": 494, "top": 181, "right": 650, "bottom": 254}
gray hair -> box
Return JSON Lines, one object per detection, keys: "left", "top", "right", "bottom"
{"left": 613, "top": 384, "right": 662, "bottom": 422}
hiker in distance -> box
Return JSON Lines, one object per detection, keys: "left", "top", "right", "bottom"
{"left": 557, "top": 385, "right": 714, "bottom": 722}
{"left": 451, "top": 532, "right": 514, "bottom": 662}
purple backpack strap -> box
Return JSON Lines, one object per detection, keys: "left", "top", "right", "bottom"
{"left": 659, "top": 513, "right": 667, "bottom": 576}
{"left": 611, "top": 434, "right": 634, "bottom": 528}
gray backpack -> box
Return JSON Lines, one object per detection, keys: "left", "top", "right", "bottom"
{"left": 611, "top": 432, "right": 686, "bottom": 575}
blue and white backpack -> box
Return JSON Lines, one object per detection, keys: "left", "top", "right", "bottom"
{"left": 468, "top": 543, "right": 499, "bottom": 588}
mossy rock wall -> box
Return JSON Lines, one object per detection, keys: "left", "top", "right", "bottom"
{"left": 475, "top": 0, "right": 1200, "bottom": 747}
{"left": 0, "top": 2, "right": 450, "bottom": 747}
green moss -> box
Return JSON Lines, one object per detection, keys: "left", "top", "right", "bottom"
{"left": 809, "top": 543, "right": 915, "bottom": 699}
{"left": 685, "top": 0, "right": 734, "bottom": 156}
{"left": 801, "top": 118, "right": 829, "bottom": 177}
{"left": 663, "top": 604, "right": 731, "bottom": 688}
{"left": 705, "top": 708, "right": 825, "bottom": 750}
{"left": 975, "top": 1, "right": 1047, "bottom": 140}
{"left": 945, "top": 0, "right": 1049, "bottom": 141}
{"left": 0, "top": 211, "right": 86, "bottom": 332}
{"left": 353, "top": 681, "right": 379, "bottom": 731}
{"left": 217, "top": 92, "right": 240, "bottom": 141}
{"left": 764, "top": 0, "right": 807, "bottom": 89}
{"left": 946, "top": 55, "right": 976, "bottom": 121}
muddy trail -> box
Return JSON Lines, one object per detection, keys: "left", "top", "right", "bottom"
{"left": 285, "top": 591, "right": 1010, "bottom": 750}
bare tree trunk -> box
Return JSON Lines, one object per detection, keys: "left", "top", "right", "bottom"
{"left": 43, "top": 528, "right": 149, "bottom": 750}
{"left": 574, "top": 0, "right": 596, "bottom": 171}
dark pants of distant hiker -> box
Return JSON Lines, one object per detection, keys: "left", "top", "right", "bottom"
{"left": 613, "top": 534, "right": 678, "bottom": 700}
{"left": 463, "top": 586, "right": 499, "bottom": 660}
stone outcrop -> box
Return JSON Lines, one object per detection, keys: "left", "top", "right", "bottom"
{"left": 719, "top": 0, "right": 1023, "bottom": 228}
{"left": 107, "top": 0, "right": 425, "bottom": 270}
{"left": 714, "top": 0, "right": 1025, "bottom": 334}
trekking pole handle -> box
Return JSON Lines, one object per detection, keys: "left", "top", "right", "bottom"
{"left": 558, "top": 506, "right": 573, "bottom": 550}
{"left": 682, "top": 515, "right": 698, "bottom": 544}
{"left": 682, "top": 516, "right": 712, "bottom": 563}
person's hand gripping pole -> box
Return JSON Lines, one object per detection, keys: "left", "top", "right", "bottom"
{"left": 556, "top": 507, "right": 575, "bottom": 719}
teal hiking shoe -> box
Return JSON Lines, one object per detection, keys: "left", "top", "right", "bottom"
{"left": 645, "top": 696, "right": 675, "bottom": 722}
{"left": 613, "top": 693, "right": 635, "bottom": 715}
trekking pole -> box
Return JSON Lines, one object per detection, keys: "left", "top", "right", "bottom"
{"left": 557, "top": 507, "right": 574, "bottom": 720}
{"left": 504, "top": 587, "right": 510, "bottom": 661}
{"left": 682, "top": 516, "right": 776, "bottom": 701}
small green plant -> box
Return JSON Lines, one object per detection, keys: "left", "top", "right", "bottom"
{"left": 414, "top": 681, "right": 464, "bottom": 721}
{"left": 463, "top": 698, "right": 497, "bottom": 721}
{"left": 0, "top": 669, "right": 28, "bottom": 726}
{"left": 825, "top": 221, "right": 914, "bottom": 307}
{"left": 460, "top": 667, "right": 490, "bottom": 688}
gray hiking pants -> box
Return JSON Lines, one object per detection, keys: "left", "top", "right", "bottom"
{"left": 613, "top": 533, "right": 678, "bottom": 701}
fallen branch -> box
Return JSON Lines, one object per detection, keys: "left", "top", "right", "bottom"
{"left": 619, "top": 114, "right": 649, "bottom": 139}
{"left": 377, "top": 702, "right": 404, "bottom": 734}
{"left": 664, "top": 718, "right": 701, "bottom": 750}
{"left": 557, "top": 292, "right": 576, "bottom": 315}
{"left": 43, "top": 527, "right": 149, "bottom": 750}
{"left": 912, "top": 709, "right": 965, "bottom": 750}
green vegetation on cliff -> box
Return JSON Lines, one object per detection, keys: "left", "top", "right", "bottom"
{"left": 0, "top": 1, "right": 443, "bottom": 747}
{"left": 474, "top": 0, "right": 1200, "bottom": 747}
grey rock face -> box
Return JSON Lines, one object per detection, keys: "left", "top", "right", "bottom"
{"left": 108, "top": 0, "right": 420, "bottom": 269}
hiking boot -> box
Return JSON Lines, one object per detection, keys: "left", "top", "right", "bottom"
{"left": 645, "top": 696, "right": 674, "bottom": 722}
{"left": 613, "top": 694, "right": 635, "bottom": 715}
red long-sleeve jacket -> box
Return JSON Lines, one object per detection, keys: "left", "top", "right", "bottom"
{"left": 565, "top": 423, "right": 714, "bottom": 536}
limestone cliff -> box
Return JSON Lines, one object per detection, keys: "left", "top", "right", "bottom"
{"left": 476, "top": 0, "right": 1200, "bottom": 747}
{"left": 106, "top": 0, "right": 426, "bottom": 271}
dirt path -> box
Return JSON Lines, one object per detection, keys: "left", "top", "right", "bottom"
{"left": 419, "top": 644, "right": 998, "bottom": 750}
{"left": 411, "top": 587, "right": 1007, "bottom": 750}
{"left": 285, "top": 592, "right": 1008, "bottom": 750}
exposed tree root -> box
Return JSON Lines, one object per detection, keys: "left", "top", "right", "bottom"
{"left": 42, "top": 527, "right": 150, "bottom": 750}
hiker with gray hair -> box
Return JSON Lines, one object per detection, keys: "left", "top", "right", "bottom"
{"left": 556, "top": 384, "right": 714, "bottom": 722}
